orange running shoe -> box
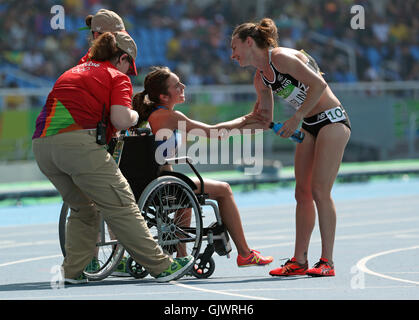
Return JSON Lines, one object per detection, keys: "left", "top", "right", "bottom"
{"left": 306, "top": 258, "right": 335, "bottom": 277}
{"left": 269, "top": 257, "right": 308, "bottom": 276}
{"left": 237, "top": 250, "right": 274, "bottom": 267}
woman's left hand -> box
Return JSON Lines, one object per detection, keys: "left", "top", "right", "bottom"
{"left": 277, "top": 114, "right": 301, "bottom": 138}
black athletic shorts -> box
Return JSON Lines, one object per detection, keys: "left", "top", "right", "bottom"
{"left": 301, "top": 106, "right": 351, "bottom": 138}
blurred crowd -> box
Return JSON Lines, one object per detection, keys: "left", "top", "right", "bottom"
{"left": 0, "top": 0, "right": 418, "bottom": 90}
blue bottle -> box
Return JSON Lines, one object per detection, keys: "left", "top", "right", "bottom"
{"left": 269, "top": 122, "right": 305, "bottom": 143}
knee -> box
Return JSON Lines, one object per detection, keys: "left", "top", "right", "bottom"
{"left": 220, "top": 182, "right": 233, "bottom": 196}
{"left": 295, "top": 184, "right": 313, "bottom": 203}
{"left": 311, "top": 183, "right": 332, "bottom": 204}
{"left": 213, "top": 181, "right": 233, "bottom": 200}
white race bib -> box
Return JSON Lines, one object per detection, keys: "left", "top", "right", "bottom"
{"left": 325, "top": 106, "right": 346, "bottom": 123}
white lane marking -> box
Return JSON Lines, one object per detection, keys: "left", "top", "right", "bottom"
{"left": 356, "top": 245, "right": 419, "bottom": 286}
{"left": 3, "top": 284, "right": 416, "bottom": 300}
{"left": 2, "top": 290, "right": 188, "bottom": 300}
{"left": 172, "top": 281, "right": 274, "bottom": 300}
{"left": 0, "top": 230, "right": 56, "bottom": 239}
{"left": 0, "top": 254, "right": 61, "bottom": 267}
{"left": 0, "top": 240, "right": 57, "bottom": 249}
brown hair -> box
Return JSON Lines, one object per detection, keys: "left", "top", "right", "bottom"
{"left": 88, "top": 32, "right": 130, "bottom": 64}
{"left": 85, "top": 14, "right": 93, "bottom": 28}
{"left": 132, "top": 66, "right": 172, "bottom": 125}
{"left": 232, "top": 18, "right": 278, "bottom": 49}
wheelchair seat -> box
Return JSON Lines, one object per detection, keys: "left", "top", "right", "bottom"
{"left": 118, "top": 132, "right": 160, "bottom": 202}
{"left": 114, "top": 129, "right": 232, "bottom": 279}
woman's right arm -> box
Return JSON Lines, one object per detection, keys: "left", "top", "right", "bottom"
{"left": 109, "top": 74, "right": 139, "bottom": 130}
{"left": 165, "top": 109, "right": 268, "bottom": 138}
{"left": 253, "top": 72, "right": 274, "bottom": 123}
{"left": 110, "top": 105, "right": 139, "bottom": 130}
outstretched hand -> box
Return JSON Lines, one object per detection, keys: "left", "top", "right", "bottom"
{"left": 242, "top": 109, "right": 271, "bottom": 130}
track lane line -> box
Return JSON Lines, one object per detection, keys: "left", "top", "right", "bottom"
{"left": 356, "top": 245, "right": 419, "bottom": 286}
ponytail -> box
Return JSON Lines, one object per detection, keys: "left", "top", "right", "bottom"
{"left": 232, "top": 18, "right": 279, "bottom": 49}
{"left": 132, "top": 90, "right": 155, "bottom": 126}
{"left": 258, "top": 18, "right": 278, "bottom": 48}
{"left": 85, "top": 14, "right": 93, "bottom": 28}
{"left": 132, "top": 66, "right": 172, "bottom": 126}
{"left": 88, "top": 32, "right": 125, "bottom": 62}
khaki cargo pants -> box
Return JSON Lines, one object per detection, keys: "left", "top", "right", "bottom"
{"left": 32, "top": 130, "right": 172, "bottom": 279}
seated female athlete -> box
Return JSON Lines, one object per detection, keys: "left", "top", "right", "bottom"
{"left": 132, "top": 66, "right": 273, "bottom": 268}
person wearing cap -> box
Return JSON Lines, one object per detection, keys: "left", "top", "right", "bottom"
{"left": 78, "top": 8, "right": 126, "bottom": 65}
{"left": 78, "top": 9, "right": 135, "bottom": 277}
{"left": 32, "top": 32, "right": 194, "bottom": 284}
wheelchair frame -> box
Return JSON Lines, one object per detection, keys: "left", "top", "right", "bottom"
{"left": 58, "top": 127, "right": 231, "bottom": 280}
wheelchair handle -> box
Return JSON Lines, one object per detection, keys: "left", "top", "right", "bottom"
{"left": 135, "top": 127, "right": 151, "bottom": 136}
{"left": 165, "top": 156, "right": 205, "bottom": 196}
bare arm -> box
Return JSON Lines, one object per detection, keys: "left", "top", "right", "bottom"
{"left": 272, "top": 52, "right": 327, "bottom": 137}
{"left": 253, "top": 71, "right": 274, "bottom": 123}
{"left": 110, "top": 105, "right": 139, "bottom": 130}
{"left": 161, "top": 110, "right": 268, "bottom": 138}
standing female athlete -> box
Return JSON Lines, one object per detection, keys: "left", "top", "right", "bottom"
{"left": 230, "top": 18, "right": 351, "bottom": 277}
{"left": 132, "top": 66, "right": 274, "bottom": 268}
{"left": 32, "top": 32, "right": 194, "bottom": 284}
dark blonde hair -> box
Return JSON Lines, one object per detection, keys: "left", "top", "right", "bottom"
{"left": 232, "top": 18, "right": 278, "bottom": 49}
{"left": 88, "top": 32, "right": 130, "bottom": 64}
{"left": 132, "top": 66, "right": 172, "bottom": 125}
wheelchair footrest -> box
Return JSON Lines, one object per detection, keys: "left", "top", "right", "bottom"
{"left": 205, "top": 222, "right": 232, "bottom": 256}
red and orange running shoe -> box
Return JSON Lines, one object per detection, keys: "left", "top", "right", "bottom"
{"left": 269, "top": 257, "right": 308, "bottom": 276}
{"left": 237, "top": 250, "right": 274, "bottom": 267}
{"left": 306, "top": 258, "right": 335, "bottom": 277}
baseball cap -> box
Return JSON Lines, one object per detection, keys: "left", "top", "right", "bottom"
{"left": 114, "top": 31, "right": 138, "bottom": 76}
{"left": 88, "top": 9, "right": 125, "bottom": 33}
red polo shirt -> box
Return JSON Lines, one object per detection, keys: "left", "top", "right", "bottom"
{"left": 33, "top": 60, "right": 133, "bottom": 142}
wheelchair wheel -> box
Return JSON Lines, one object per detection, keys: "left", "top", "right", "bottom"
{"left": 126, "top": 256, "right": 149, "bottom": 279}
{"left": 59, "top": 202, "right": 125, "bottom": 281}
{"left": 138, "top": 176, "right": 203, "bottom": 260}
{"left": 191, "top": 254, "right": 215, "bottom": 279}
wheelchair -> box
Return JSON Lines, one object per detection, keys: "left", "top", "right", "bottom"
{"left": 59, "top": 128, "right": 232, "bottom": 280}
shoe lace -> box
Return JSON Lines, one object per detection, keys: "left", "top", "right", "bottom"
{"left": 279, "top": 258, "right": 291, "bottom": 267}
{"left": 313, "top": 259, "right": 330, "bottom": 269}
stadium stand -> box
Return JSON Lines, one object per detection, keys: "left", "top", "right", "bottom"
{"left": 0, "top": 0, "right": 417, "bottom": 93}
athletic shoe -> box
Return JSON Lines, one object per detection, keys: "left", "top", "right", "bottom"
{"left": 269, "top": 257, "right": 308, "bottom": 276}
{"left": 84, "top": 257, "right": 100, "bottom": 273}
{"left": 112, "top": 256, "right": 131, "bottom": 277}
{"left": 64, "top": 273, "right": 88, "bottom": 285}
{"left": 155, "top": 255, "right": 195, "bottom": 282}
{"left": 237, "top": 250, "right": 274, "bottom": 267}
{"left": 306, "top": 258, "right": 335, "bottom": 277}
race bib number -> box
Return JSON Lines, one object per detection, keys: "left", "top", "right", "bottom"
{"left": 325, "top": 107, "right": 346, "bottom": 123}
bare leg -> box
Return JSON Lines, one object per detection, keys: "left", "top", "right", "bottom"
{"left": 174, "top": 208, "right": 191, "bottom": 257}
{"left": 311, "top": 123, "right": 350, "bottom": 263}
{"left": 191, "top": 178, "right": 251, "bottom": 257}
{"left": 293, "top": 131, "right": 316, "bottom": 264}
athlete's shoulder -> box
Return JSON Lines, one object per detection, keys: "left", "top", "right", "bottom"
{"left": 271, "top": 47, "right": 296, "bottom": 64}
{"left": 271, "top": 47, "right": 302, "bottom": 74}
